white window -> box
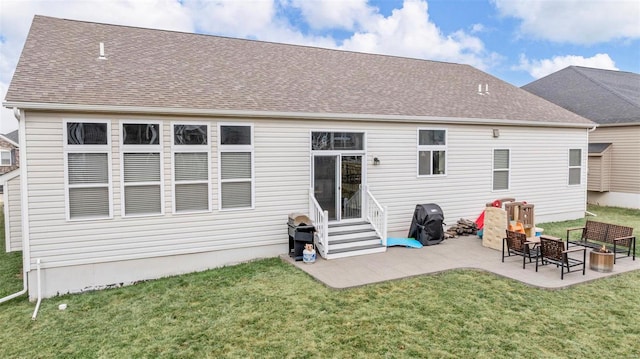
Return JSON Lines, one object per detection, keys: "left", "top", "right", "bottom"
{"left": 493, "top": 149, "right": 510, "bottom": 191}
{"left": 418, "top": 129, "right": 446, "bottom": 176}
{"left": 120, "top": 122, "right": 163, "bottom": 216}
{"left": 0, "top": 150, "right": 11, "bottom": 166}
{"left": 218, "top": 124, "right": 254, "bottom": 210}
{"left": 568, "top": 149, "right": 582, "bottom": 185}
{"left": 172, "top": 123, "right": 210, "bottom": 213}
{"left": 64, "top": 120, "right": 112, "bottom": 220}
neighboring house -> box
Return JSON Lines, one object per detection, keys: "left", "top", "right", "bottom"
{"left": 0, "top": 131, "right": 20, "bottom": 252}
{"left": 3, "top": 16, "right": 594, "bottom": 299}
{"left": 523, "top": 66, "right": 640, "bottom": 209}
{"left": 1, "top": 170, "right": 21, "bottom": 253}
{"left": 0, "top": 130, "right": 19, "bottom": 177}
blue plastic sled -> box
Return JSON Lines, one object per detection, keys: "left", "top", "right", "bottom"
{"left": 386, "top": 238, "right": 423, "bottom": 248}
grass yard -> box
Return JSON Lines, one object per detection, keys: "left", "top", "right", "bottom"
{"left": 1, "top": 205, "right": 639, "bottom": 358}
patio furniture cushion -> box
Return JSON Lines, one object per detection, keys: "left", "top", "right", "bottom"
{"left": 387, "top": 238, "right": 423, "bottom": 248}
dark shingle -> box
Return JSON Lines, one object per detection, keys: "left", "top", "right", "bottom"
{"left": 522, "top": 66, "right": 640, "bottom": 125}
{"left": 6, "top": 16, "right": 592, "bottom": 126}
{"left": 4, "top": 130, "right": 19, "bottom": 144}
{"left": 588, "top": 143, "right": 612, "bottom": 154}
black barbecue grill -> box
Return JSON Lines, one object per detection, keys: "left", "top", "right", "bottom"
{"left": 287, "top": 213, "right": 316, "bottom": 261}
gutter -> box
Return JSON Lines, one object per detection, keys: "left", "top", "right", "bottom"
{"left": 2, "top": 101, "right": 596, "bottom": 129}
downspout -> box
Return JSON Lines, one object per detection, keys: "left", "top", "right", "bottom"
{"left": 0, "top": 107, "right": 28, "bottom": 304}
{"left": 0, "top": 270, "right": 27, "bottom": 304}
{"left": 585, "top": 124, "right": 598, "bottom": 217}
{"left": 31, "top": 258, "right": 42, "bottom": 320}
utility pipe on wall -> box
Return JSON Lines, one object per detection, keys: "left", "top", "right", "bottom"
{"left": 31, "top": 259, "right": 42, "bottom": 320}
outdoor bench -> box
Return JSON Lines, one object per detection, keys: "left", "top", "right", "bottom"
{"left": 566, "top": 220, "right": 636, "bottom": 263}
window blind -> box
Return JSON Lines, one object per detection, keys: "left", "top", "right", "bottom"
{"left": 124, "top": 185, "right": 162, "bottom": 215}
{"left": 175, "top": 152, "right": 208, "bottom": 181}
{"left": 68, "top": 153, "right": 108, "bottom": 184}
{"left": 221, "top": 152, "right": 251, "bottom": 179}
{"left": 221, "top": 182, "right": 252, "bottom": 209}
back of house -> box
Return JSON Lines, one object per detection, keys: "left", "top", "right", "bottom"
{"left": 3, "top": 16, "right": 595, "bottom": 299}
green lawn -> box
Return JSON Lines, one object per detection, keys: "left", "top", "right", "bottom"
{"left": 1, "top": 205, "right": 639, "bottom": 358}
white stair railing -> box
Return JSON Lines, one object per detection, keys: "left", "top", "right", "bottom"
{"left": 364, "top": 186, "right": 387, "bottom": 246}
{"left": 342, "top": 186, "right": 362, "bottom": 219}
{"left": 309, "top": 188, "right": 329, "bottom": 258}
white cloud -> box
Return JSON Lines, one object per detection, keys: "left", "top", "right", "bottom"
{"left": 340, "top": 0, "right": 496, "bottom": 69}
{"left": 184, "top": 0, "right": 276, "bottom": 37}
{"left": 183, "top": 0, "right": 338, "bottom": 48}
{"left": 492, "top": 0, "right": 640, "bottom": 44}
{"left": 470, "top": 23, "right": 485, "bottom": 34}
{"left": 515, "top": 53, "right": 619, "bottom": 79}
{"left": 289, "top": 0, "right": 376, "bottom": 30}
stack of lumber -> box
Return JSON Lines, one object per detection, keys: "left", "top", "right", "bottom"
{"left": 444, "top": 218, "right": 478, "bottom": 238}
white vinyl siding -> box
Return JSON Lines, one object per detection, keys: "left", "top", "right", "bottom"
{"left": 218, "top": 124, "right": 254, "bottom": 210}
{"left": 417, "top": 129, "right": 446, "bottom": 176}
{"left": 21, "top": 113, "right": 590, "bottom": 297}
{"left": 493, "top": 149, "right": 510, "bottom": 191}
{"left": 568, "top": 149, "right": 582, "bottom": 185}
{"left": 63, "top": 120, "right": 112, "bottom": 220}
{"left": 4, "top": 174, "right": 22, "bottom": 252}
{"left": 120, "top": 121, "right": 163, "bottom": 217}
{"left": 172, "top": 123, "right": 210, "bottom": 213}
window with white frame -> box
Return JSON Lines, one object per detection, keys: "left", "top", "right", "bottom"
{"left": 172, "top": 123, "right": 210, "bottom": 213}
{"left": 64, "top": 121, "right": 112, "bottom": 220}
{"left": 493, "top": 149, "right": 510, "bottom": 191}
{"left": 121, "top": 122, "right": 163, "bottom": 216}
{"left": 0, "top": 150, "right": 11, "bottom": 166}
{"left": 568, "top": 149, "right": 582, "bottom": 185}
{"left": 218, "top": 124, "right": 253, "bottom": 210}
{"left": 418, "top": 129, "right": 446, "bottom": 176}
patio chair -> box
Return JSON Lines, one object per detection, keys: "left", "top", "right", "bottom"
{"left": 502, "top": 230, "right": 539, "bottom": 269}
{"left": 536, "top": 235, "right": 586, "bottom": 280}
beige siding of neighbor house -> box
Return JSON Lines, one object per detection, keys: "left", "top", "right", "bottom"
{"left": 588, "top": 126, "right": 640, "bottom": 208}
{"left": 22, "top": 111, "right": 588, "bottom": 296}
{"left": 5, "top": 175, "right": 22, "bottom": 252}
{"left": 589, "top": 126, "right": 640, "bottom": 195}
{"left": 587, "top": 150, "right": 612, "bottom": 192}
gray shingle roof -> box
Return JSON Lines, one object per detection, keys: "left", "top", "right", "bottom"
{"left": 522, "top": 66, "right": 640, "bottom": 125}
{"left": 4, "top": 130, "right": 19, "bottom": 144}
{"left": 588, "top": 143, "right": 612, "bottom": 154}
{"left": 5, "top": 16, "right": 592, "bottom": 126}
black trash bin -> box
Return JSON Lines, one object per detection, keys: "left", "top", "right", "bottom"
{"left": 287, "top": 213, "right": 315, "bottom": 261}
{"left": 407, "top": 203, "right": 445, "bottom": 246}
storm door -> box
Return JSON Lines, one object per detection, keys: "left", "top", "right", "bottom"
{"left": 311, "top": 131, "right": 365, "bottom": 222}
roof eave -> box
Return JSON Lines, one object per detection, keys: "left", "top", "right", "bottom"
{"left": 3, "top": 101, "right": 596, "bottom": 129}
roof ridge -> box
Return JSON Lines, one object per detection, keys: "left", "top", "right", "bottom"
{"left": 32, "top": 15, "right": 470, "bottom": 68}
{"left": 569, "top": 66, "right": 640, "bottom": 110}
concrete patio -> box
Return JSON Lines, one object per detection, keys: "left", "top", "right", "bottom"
{"left": 281, "top": 235, "right": 639, "bottom": 289}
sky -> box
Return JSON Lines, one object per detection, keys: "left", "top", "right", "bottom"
{"left": 1, "top": 0, "right": 639, "bottom": 133}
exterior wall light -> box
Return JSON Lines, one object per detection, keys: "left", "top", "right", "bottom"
{"left": 373, "top": 157, "right": 380, "bottom": 166}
